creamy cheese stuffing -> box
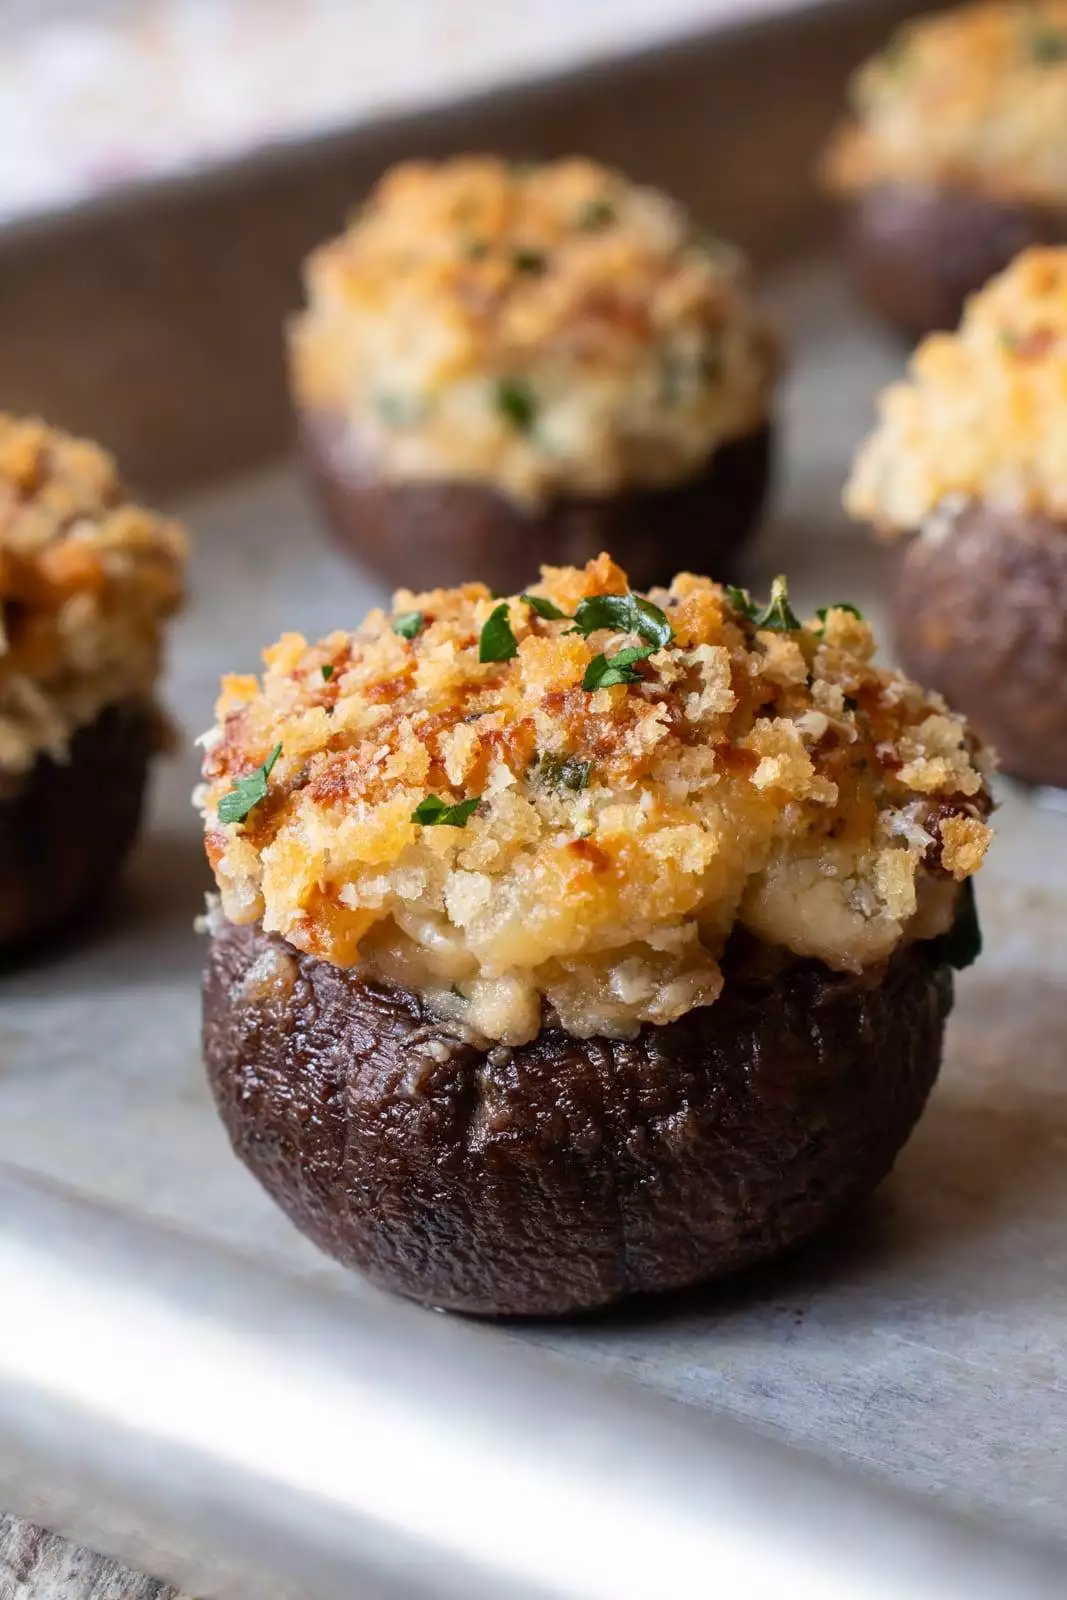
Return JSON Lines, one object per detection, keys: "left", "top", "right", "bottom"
{"left": 289, "top": 156, "right": 777, "bottom": 510}
{"left": 847, "top": 247, "right": 1067, "bottom": 532}
{"left": 199, "top": 554, "right": 992, "bottom": 1047}
{"left": 0, "top": 415, "right": 187, "bottom": 776}
{"left": 824, "top": 1, "right": 1067, "bottom": 207}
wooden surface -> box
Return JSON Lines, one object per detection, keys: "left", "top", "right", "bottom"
{"left": 0, "top": 1517, "right": 188, "bottom": 1600}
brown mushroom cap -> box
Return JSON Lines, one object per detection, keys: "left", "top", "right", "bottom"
{"left": 297, "top": 406, "right": 772, "bottom": 593}
{"left": 840, "top": 185, "right": 1065, "bottom": 342}
{"left": 892, "top": 502, "right": 1067, "bottom": 789}
{"left": 0, "top": 698, "right": 156, "bottom": 954}
{"left": 203, "top": 916, "right": 952, "bottom": 1317}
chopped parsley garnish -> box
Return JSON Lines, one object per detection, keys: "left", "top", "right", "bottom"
{"left": 577, "top": 197, "right": 616, "bottom": 231}
{"left": 700, "top": 335, "right": 723, "bottom": 384}
{"left": 724, "top": 584, "right": 756, "bottom": 619}
{"left": 411, "top": 793, "right": 482, "bottom": 828}
{"left": 320, "top": 664, "right": 335, "bottom": 681}
{"left": 1027, "top": 25, "right": 1067, "bottom": 62}
{"left": 725, "top": 576, "right": 801, "bottom": 633}
{"left": 463, "top": 238, "right": 490, "bottom": 261}
{"left": 815, "top": 602, "right": 864, "bottom": 631}
{"left": 879, "top": 30, "right": 912, "bottom": 74}
{"left": 659, "top": 351, "right": 685, "bottom": 407}
{"left": 755, "top": 576, "right": 802, "bottom": 632}
{"left": 539, "top": 752, "right": 593, "bottom": 792}
{"left": 513, "top": 248, "right": 547, "bottom": 274}
{"left": 927, "top": 879, "right": 983, "bottom": 972}
{"left": 496, "top": 380, "right": 537, "bottom": 433}
{"left": 479, "top": 602, "right": 518, "bottom": 663}
{"left": 691, "top": 227, "right": 730, "bottom": 260}
{"left": 572, "top": 592, "right": 673, "bottom": 649}
{"left": 522, "top": 592, "right": 567, "bottom": 621}
{"left": 375, "top": 392, "right": 422, "bottom": 427}
{"left": 583, "top": 645, "right": 655, "bottom": 690}
{"left": 217, "top": 743, "right": 282, "bottom": 826}
{"left": 392, "top": 611, "right": 424, "bottom": 640}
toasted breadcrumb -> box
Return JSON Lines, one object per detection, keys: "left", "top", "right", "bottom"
{"left": 289, "top": 156, "right": 778, "bottom": 510}
{"left": 846, "top": 248, "right": 1067, "bottom": 531}
{"left": 824, "top": 2, "right": 1067, "bottom": 207}
{"left": 0, "top": 415, "right": 187, "bottom": 774}
{"left": 200, "top": 557, "right": 991, "bottom": 1046}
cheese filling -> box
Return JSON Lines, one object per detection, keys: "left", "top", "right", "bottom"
{"left": 290, "top": 157, "right": 778, "bottom": 510}
{"left": 824, "top": 1, "right": 1067, "bottom": 209}
{"left": 199, "top": 555, "right": 992, "bottom": 1046}
{"left": 0, "top": 414, "right": 187, "bottom": 775}
{"left": 847, "top": 248, "right": 1067, "bottom": 532}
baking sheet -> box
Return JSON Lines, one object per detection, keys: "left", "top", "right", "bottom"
{"left": 2, "top": 256, "right": 1065, "bottom": 1546}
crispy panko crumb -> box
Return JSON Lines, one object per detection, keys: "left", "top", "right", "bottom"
{"left": 823, "top": 1, "right": 1067, "bottom": 207}
{"left": 0, "top": 415, "right": 187, "bottom": 774}
{"left": 199, "top": 555, "right": 992, "bottom": 1046}
{"left": 847, "top": 248, "right": 1067, "bottom": 531}
{"left": 289, "top": 156, "right": 778, "bottom": 509}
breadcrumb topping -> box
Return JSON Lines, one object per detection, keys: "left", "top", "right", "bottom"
{"left": 847, "top": 247, "right": 1067, "bottom": 531}
{"left": 0, "top": 415, "right": 187, "bottom": 775}
{"left": 199, "top": 555, "right": 991, "bottom": 1046}
{"left": 289, "top": 156, "right": 778, "bottom": 510}
{"left": 824, "top": 1, "right": 1067, "bottom": 207}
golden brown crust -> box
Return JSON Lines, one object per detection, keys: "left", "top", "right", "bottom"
{"left": 198, "top": 555, "right": 991, "bottom": 1045}
{"left": 847, "top": 247, "right": 1067, "bottom": 530}
{"left": 0, "top": 414, "right": 187, "bottom": 773}
{"left": 289, "top": 156, "right": 777, "bottom": 509}
{"left": 824, "top": 2, "right": 1067, "bottom": 209}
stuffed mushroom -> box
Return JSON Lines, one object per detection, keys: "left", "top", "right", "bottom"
{"left": 199, "top": 553, "right": 991, "bottom": 1316}
{"left": 822, "top": 1, "right": 1067, "bottom": 340}
{"left": 0, "top": 415, "right": 186, "bottom": 953}
{"left": 847, "top": 246, "right": 1067, "bottom": 789}
{"left": 288, "top": 157, "right": 778, "bottom": 593}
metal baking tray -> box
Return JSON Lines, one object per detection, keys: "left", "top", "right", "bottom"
{"left": 2, "top": 3, "right": 1066, "bottom": 1596}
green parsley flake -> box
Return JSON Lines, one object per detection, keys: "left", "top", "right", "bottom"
{"left": 411, "top": 793, "right": 482, "bottom": 828}
{"left": 755, "top": 577, "right": 802, "bottom": 633}
{"left": 513, "top": 248, "right": 547, "bottom": 274}
{"left": 321, "top": 664, "right": 335, "bottom": 681}
{"left": 572, "top": 592, "right": 673, "bottom": 649}
{"left": 496, "top": 380, "right": 538, "bottom": 433}
{"left": 479, "top": 603, "right": 519, "bottom": 663}
{"left": 392, "top": 611, "right": 424, "bottom": 640}
{"left": 724, "top": 584, "right": 758, "bottom": 620}
{"left": 576, "top": 198, "right": 616, "bottom": 231}
{"left": 217, "top": 743, "right": 283, "bottom": 826}
{"left": 539, "top": 753, "right": 593, "bottom": 792}
{"left": 815, "top": 602, "right": 864, "bottom": 632}
{"left": 375, "top": 392, "right": 423, "bottom": 427}
{"left": 583, "top": 645, "right": 655, "bottom": 690}
{"left": 726, "top": 577, "right": 801, "bottom": 633}
{"left": 1028, "top": 25, "right": 1067, "bottom": 62}
{"left": 522, "top": 592, "right": 568, "bottom": 621}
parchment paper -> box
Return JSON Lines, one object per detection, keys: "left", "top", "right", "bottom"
{"left": 2, "top": 261, "right": 1064, "bottom": 1541}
